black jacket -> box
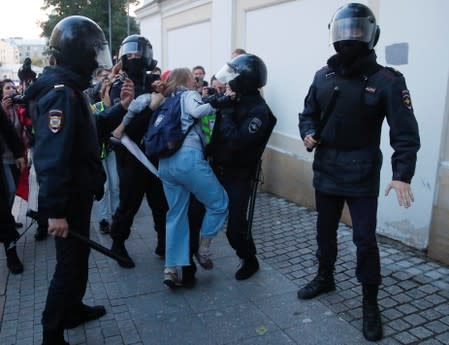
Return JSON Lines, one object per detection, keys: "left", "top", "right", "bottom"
{"left": 208, "top": 93, "right": 276, "bottom": 178}
{"left": 299, "top": 51, "right": 420, "bottom": 197}
{"left": 25, "top": 66, "right": 106, "bottom": 218}
{"left": 0, "top": 107, "right": 24, "bottom": 159}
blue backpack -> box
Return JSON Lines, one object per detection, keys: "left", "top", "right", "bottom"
{"left": 143, "top": 90, "right": 195, "bottom": 159}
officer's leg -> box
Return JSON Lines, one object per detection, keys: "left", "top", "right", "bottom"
{"left": 297, "top": 190, "right": 343, "bottom": 300}
{"left": 219, "top": 175, "right": 259, "bottom": 280}
{"left": 183, "top": 195, "right": 203, "bottom": 286}
{"left": 346, "top": 196, "right": 382, "bottom": 341}
{"left": 144, "top": 167, "right": 168, "bottom": 257}
{"left": 110, "top": 150, "right": 145, "bottom": 268}
{"left": 42, "top": 196, "right": 105, "bottom": 342}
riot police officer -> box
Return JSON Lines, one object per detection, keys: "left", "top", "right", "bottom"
{"left": 298, "top": 3, "right": 420, "bottom": 341}
{"left": 208, "top": 54, "right": 276, "bottom": 280}
{"left": 109, "top": 35, "right": 168, "bottom": 267}
{"left": 26, "top": 16, "right": 112, "bottom": 345}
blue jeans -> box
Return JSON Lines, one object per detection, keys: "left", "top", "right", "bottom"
{"left": 159, "top": 146, "right": 228, "bottom": 267}
{"left": 95, "top": 152, "right": 119, "bottom": 222}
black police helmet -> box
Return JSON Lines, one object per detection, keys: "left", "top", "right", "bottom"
{"left": 215, "top": 54, "right": 267, "bottom": 94}
{"left": 49, "top": 15, "right": 112, "bottom": 79}
{"left": 329, "top": 3, "right": 380, "bottom": 50}
{"left": 119, "top": 35, "right": 157, "bottom": 72}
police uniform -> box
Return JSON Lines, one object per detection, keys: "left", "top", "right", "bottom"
{"left": 299, "top": 51, "right": 420, "bottom": 285}
{"left": 27, "top": 65, "right": 106, "bottom": 340}
{"left": 208, "top": 93, "right": 276, "bottom": 264}
{"left": 109, "top": 78, "right": 168, "bottom": 261}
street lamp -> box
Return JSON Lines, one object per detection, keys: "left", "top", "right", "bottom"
{"left": 108, "top": 0, "right": 112, "bottom": 52}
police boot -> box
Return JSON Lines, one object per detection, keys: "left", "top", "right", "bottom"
{"left": 63, "top": 304, "right": 106, "bottom": 329}
{"left": 182, "top": 256, "right": 197, "bottom": 288}
{"left": 4, "top": 242, "right": 24, "bottom": 274}
{"left": 235, "top": 256, "right": 259, "bottom": 280}
{"left": 362, "top": 284, "right": 383, "bottom": 341}
{"left": 297, "top": 266, "right": 335, "bottom": 300}
{"left": 42, "top": 330, "right": 69, "bottom": 345}
{"left": 111, "top": 239, "right": 135, "bottom": 268}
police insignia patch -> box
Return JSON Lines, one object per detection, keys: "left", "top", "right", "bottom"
{"left": 248, "top": 117, "right": 262, "bottom": 133}
{"left": 402, "top": 90, "right": 413, "bottom": 110}
{"left": 48, "top": 110, "right": 63, "bottom": 133}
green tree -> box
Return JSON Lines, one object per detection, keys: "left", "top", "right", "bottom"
{"left": 40, "top": 0, "right": 140, "bottom": 58}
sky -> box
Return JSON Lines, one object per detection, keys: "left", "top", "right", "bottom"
{"left": 0, "top": 0, "right": 139, "bottom": 39}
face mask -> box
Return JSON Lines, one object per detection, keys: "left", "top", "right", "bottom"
{"left": 334, "top": 41, "right": 369, "bottom": 64}
{"left": 124, "top": 58, "right": 146, "bottom": 84}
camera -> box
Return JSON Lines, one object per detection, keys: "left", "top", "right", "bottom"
{"left": 145, "top": 72, "right": 161, "bottom": 93}
{"left": 7, "top": 93, "right": 26, "bottom": 105}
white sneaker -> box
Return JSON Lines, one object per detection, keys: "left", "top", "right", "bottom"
{"left": 163, "top": 268, "right": 182, "bottom": 288}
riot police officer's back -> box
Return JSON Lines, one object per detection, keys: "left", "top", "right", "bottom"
{"left": 26, "top": 15, "right": 112, "bottom": 345}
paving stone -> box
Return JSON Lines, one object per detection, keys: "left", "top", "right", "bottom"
{"left": 424, "top": 320, "right": 448, "bottom": 334}
{"left": 2, "top": 194, "right": 449, "bottom": 345}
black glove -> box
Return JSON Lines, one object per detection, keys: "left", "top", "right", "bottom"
{"left": 204, "top": 94, "right": 233, "bottom": 109}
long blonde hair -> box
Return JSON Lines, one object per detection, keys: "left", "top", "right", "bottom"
{"left": 163, "top": 68, "right": 193, "bottom": 96}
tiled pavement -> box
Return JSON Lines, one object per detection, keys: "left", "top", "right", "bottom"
{"left": 1, "top": 192, "right": 448, "bottom": 344}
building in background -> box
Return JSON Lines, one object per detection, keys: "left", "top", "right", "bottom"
{"left": 0, "top": 39, "right": 20, "bottom": 64}
{"left": 136, "top": 0, "right": 449, "bottom": 265}
{"left": 0, "top": 38, "right": 46, "bottom": 82}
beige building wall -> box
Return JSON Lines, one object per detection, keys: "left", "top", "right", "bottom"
{"left": 137, "top": 0, "right": 449, "bottom": 263}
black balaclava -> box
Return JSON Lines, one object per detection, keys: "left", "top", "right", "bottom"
{"left": 334, "top": 41, "right": 370, "bottom": 65}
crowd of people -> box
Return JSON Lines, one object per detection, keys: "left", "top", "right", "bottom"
{"left": 0, "top": 3, "right": 421, "bottom": 345}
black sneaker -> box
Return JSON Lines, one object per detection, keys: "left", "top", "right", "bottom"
{"left": 99, "top": 219, "right": 110, "bottom": 234}
{"left": 35, "top": 226, "right": 48, "bottom": 241}
{"left": 235, "top": 256, "right": 259, "bottom": 280}
{"left": 297, "top": 272, "right": 335, "bottom": 300}
{"left": 63, "top": 304, "right": 106, "bottom": 329}
{"left": 6, "top": 245, "right": 24, "bottom": 274}
{"left": 111, "top": 240, "right": 135, "bottom": 268}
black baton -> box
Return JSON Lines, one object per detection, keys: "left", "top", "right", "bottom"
{"left": 247, "top": 159, "right": 262, "bottom": 239}
{"left": 69, "top": 230, "right": 129, "bottom": 266}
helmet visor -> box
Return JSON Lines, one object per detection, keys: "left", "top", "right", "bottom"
{"left": 330, "top": 17, "right": 375, "bottom": 45}
{"left": 215, "top": 63, "right": 239, "bottom": 84}
{"left": 95, "top": 42, "right": 113, "bottom": 69}
{"left": 119, "top": 41, "right": 152, "bottom": 60}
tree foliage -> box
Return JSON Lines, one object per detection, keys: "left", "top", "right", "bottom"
{"left": 40, "top": 0, "right": 140, "bottom": 57}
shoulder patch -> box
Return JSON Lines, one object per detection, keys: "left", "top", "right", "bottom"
{"left": 402, "top": 90, "right": 413, "bottom": 110}
{"left": 248, "top": 117, "right": 262, "bottom": 134}
{"left": 48, "top": 109, "right": 63, "bottom": 133}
